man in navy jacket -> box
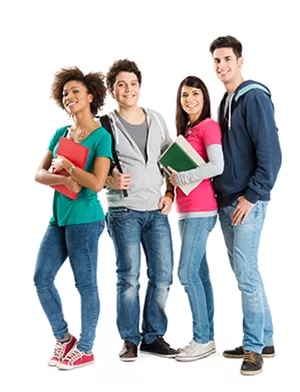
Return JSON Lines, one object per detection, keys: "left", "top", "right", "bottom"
{"left": 209, "top": 36, "right": 282, "bottom": 376}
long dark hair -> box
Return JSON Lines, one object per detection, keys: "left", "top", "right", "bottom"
{"left": 176, "top": 76, "right": 211, "bottom": 136}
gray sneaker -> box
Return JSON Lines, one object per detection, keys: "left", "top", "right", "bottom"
{"left": 175, "top": 340, "right": 215, "bottom": 362}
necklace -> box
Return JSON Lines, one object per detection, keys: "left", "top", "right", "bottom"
{"left": 67, "top": 127, "right": 88, "bottom": 143}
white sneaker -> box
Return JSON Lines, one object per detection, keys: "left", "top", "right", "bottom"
{"left": 175, "top": 340, "right": 215, "bottom": 362}
{"left": 210, "top": 340, "right": 216, "bottom": 354}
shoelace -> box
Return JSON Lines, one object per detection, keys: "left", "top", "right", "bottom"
{"left": 53, "top": 342, "right": 65, "bottom": 360}
{"left": 244, "top": 351, "right": 257, "bottom": 364}
{"left": 180, "top": 340, "right": 202, "bottom": 354}
{"left": 63, "top": 348, "right": 83, "bottom": 363}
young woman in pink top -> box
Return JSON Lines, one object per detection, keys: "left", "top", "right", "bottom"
{"left": 168, "top": 76, "right": 224, "bottom": 362}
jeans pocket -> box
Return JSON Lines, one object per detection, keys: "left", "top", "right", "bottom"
{"left": 108, "top": 207, "right": 132, "bottom": 219}
{"left": 261, "top": 201, "right": 268, "bottom": 219}
{"left": 255, "top": 201, "right": 268, "bottom": 220}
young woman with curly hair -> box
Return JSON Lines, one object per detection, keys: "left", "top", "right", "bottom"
{"left": 34, "top": 67, "right": 112, "bottom": 370}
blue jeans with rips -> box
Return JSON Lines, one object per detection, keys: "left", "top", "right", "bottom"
{"left": 107, "top": 208, "right": 173, "bottom": 345}
{"left": 178, "top": 216, "right": 217, "bottom": 344}
{"left": 218, "top": 200, "right": 274, "bottom": 353}
{"left": 34, "top": 220, "right": 104, "bottom": 353}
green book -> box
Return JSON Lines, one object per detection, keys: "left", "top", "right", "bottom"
{"left": 158, "top": 135, "right": 205, "bottom": 195}
{"left": 159, "top": 142, "right": 199, "bottom": 174}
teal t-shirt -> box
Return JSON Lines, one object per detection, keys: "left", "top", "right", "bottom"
{"left": 48, "top": 126, "right": 112, "bottom": 226}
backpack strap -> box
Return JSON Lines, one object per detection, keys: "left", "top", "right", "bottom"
{"left": 99, "top": 115, "right": 128, "bottom": 198}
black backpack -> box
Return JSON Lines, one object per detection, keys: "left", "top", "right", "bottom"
{"left": 99, "top": 115, "right": 128, "bottom": 197}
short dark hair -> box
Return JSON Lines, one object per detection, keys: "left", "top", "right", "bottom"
{"left": 51, "top": 66, "right": 106, "bottom": 116}
{"left": 209, "top": 35, "right": 243, "bottom": 58}
{"left": 176, "top": 76, "right": 211, "bottom": 136}
{"left": 106, "top": 59, "right": 142, "bottom": 90}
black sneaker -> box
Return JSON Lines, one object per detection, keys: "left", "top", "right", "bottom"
{"left": 262, "top": 345, "right": 275, "bottom": 357}
{"left": 119, "top": 341, "right": 138, "bottom": 362}
{"left": 140, "top": 336, "right": 179, "bottom": 358}
{"left": 240, "top": 351, "right": 263, "bottom": 375}
{"left": 223, "top": 345, "right": 275, "bottom": 358}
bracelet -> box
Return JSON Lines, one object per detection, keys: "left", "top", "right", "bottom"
{"left": 68, "top": 164, "right": 76, "bottom": 175}
{"left": 165, "top": 189, "right": 175, "bottom": 195}
{"left": 165, "top": 189, "right": 175, "bottom": 202}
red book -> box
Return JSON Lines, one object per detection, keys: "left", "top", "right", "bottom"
{"left": 51, "top": 137, "right": 89, "bottom": 200}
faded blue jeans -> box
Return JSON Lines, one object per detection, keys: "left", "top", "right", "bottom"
{"left": 178, "top": 216, "right": 217, "bottom": 344}
{"left": 219, "top": 201, "right": 273, "bottom": 354}
{"left": 34, "top": 220, "right": 104, "bottom": 353}
{"left": 107, "top": 208, "right": 173, "bottom": 345}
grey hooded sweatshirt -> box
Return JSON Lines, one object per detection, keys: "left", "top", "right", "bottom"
{"left": 106, "top": 109, "right": 172, "bottom": 211}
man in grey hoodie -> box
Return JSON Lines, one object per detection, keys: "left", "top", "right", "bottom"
{"left": 105, "top": 59, "right": 178, "bottom": 362}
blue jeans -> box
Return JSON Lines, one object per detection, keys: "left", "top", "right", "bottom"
{"left": 178, "top": 216, "right": 217, "bottom": 344}
{"left": 107, "top": 208, "right": 173, "bottom": 345}
{"left": 219, "top": 201, "right": 273, "bottom": 353}
{"left": 34, "top": 220, "right": 104, "bottom": 353}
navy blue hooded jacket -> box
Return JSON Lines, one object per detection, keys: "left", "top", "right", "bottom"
{"left": 214, "top": 80, "right": 282, "bottom": 207}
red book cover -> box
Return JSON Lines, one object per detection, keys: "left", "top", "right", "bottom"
{"left": 51, "top": 137, "right": 89, "bottom": 200}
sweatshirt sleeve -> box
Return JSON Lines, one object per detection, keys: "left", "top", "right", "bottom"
{"left": 175, "top": 144, "right": 224, "bottom": 186}
{"left": 243, "top": 91, "right": 282, "bottom": 203}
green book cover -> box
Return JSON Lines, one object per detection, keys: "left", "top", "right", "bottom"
{"left": 159, "top": 142, "right": 198, "bottom": 173}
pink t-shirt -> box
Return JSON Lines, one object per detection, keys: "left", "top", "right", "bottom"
{"left": 176, "top": 118, "right": 222, "bottom": 213}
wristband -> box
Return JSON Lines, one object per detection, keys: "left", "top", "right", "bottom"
{"left": 165, "top": 189, "right": 175, "bottom": 202}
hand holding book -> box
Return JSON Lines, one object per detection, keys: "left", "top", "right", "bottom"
{"left": 158, "top": 135, "right": 205, "bottom": 195}
{"left": 167, "top": 166, "right": 178, "bottom": 187}
{"left": 50, "top": 137, "right": 89, "bottom": 200}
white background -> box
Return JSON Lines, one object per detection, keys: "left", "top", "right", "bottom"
{"left": 1, "top": 0, "right": 299, "bottom": 391}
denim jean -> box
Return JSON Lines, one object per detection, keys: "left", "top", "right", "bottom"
{"left": 107, "top": 208, "right": 173, "bottom": 345}
{"left": 34, "top": 220, "right": 104, "bottom": 353}
{"left": 219, "top": 200, "right": 273, "bottom": 353}
{"left": 178, "top": 216, "right": 217, "bottom": 344}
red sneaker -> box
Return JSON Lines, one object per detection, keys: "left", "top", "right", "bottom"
{"left": 56, "top": 348, "right": 94, "bottom": 370}
{"left": 48, "top": 335, "right": 77, "bottom": 367}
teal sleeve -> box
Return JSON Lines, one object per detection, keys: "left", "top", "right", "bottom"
{"left": 95, "top": 128, "right": 113, "bottom": 159}
{"left": 48, "top": 126, "right": 69, "bottom": 151}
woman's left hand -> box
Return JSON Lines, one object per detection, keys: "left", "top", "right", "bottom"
{"left": 51, "top": 155, "right": 67, "bottom": 173}
{"left": 168, "top": 166, "right": 178, "bottom": 186}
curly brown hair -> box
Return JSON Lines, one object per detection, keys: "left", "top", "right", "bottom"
{"left": 106, "top": 59, "right": 142, "bottom": 90}
{"left": 51, "top": 66, "right": 106, "bottom": 116}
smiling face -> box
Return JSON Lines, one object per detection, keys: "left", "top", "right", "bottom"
{"left": 180, "top": 85, "right": 204, "bottom": 123}
{"left": 111, "top": 71, "right": 140, "bottom": 109}
{"left": 62, "top": 80, "right": 93, "bottom": 115}
{"left": 213, "top": 47, "right": 243, "bottom": 90}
